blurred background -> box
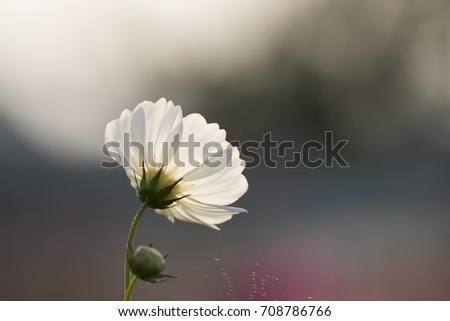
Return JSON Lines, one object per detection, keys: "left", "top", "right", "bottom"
{"left": 1, "top": 0, "right": 450, "bottom": 300}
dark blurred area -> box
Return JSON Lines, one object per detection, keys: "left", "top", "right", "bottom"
{"left": 1, "top": 0, "right": 449, "bottom": 300}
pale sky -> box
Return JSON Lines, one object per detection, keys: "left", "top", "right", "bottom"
{"left": 0, "top": 0, "right": 449, "bottom": 165}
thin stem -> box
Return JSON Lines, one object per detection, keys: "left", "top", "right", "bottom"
{"left": 125, "top": 275, "right": 139, "bottom": 301}
{"left": 124, "top": 200, "right": 148, "bottom": 299}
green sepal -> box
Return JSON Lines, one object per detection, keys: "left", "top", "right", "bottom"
{"left": 143, "top": 274, "right": 176, "bottom": 284}
{"left": 148, "top": 166, "right": 164, "bottom": 191}
{"left": 156, "top": 194, "right": 190, "bottom": 209}
{"left": 155, "top": 178, "right": 183, "bottom": 200}
{"left": 137, "top": 165, "right": 187, "bottom": 208}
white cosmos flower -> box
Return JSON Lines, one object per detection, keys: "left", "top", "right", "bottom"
{"left": 105, "top": 98, "right": 248, "bottom": 230}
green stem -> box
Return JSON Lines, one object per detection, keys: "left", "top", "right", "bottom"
{"left": 124, "top": 200, "right": 148, "bottom": 300}
{"left": 125, "top": 275, "right": 139, "bottom": 301}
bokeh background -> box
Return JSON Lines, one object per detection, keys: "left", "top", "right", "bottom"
{"left": 1, "top": 0, "right": 450, "bottom": 300}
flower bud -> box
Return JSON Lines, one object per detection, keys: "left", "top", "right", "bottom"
{"left": 129, "top": 245, "right": 166, "bottom": 281}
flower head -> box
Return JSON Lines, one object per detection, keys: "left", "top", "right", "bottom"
{"left": 105, "top": 98, "right": 248, "bottom": 229}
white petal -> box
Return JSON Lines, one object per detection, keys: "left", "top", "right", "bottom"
{"left": 187, "top": 174, "right": 248, "bottom": 205}
{"left": 129, "top": 105, "right": 146, "bottom": 151}
{"left": 179, "top": 146, "right": 248, "bottom": 205}
{"left": 155, "top": 206, "right": 212, "bottom": 228}
{"left": 163, "top": 197, "right": 246, "bottom": 230}
{"left": 182, "top": 197, "right": 246, "bottom": 226}
{"left": 169, "top": 113, "right": 228, "bottom": 177}
{"left": 182, "top": 146, "right": 242, "bottom": 181}
{"left": 154, "top": 104, "right": 183, "bottom": 165}
{"left": 104, "top": 109, "right": 132, "bottom": 165}
{"left": 105, "top": 108, "right": 143, "bottom": 185}
{"left": 138, "top": 99, "right": 183, "bottom": 167}
{"left": 155, "top": 208, "right": 176, "bottom": 223}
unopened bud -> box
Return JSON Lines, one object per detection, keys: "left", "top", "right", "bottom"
{"left": 129, "top": 245, "right": 166, "bottom": 280}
